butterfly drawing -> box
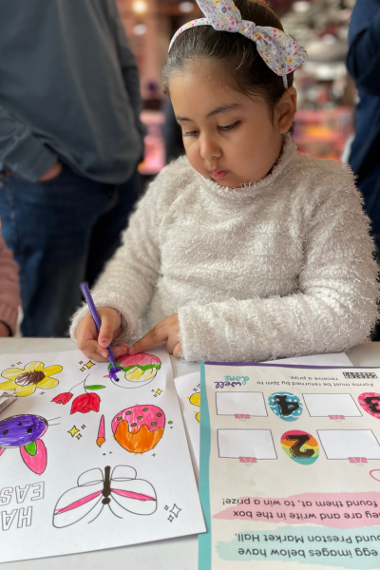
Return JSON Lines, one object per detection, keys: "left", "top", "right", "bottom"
{"left": 53, "top": 465, "right": 157, "bottom": 528}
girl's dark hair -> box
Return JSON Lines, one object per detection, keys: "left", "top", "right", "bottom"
{"left": 163, "top": 0, "right": 293, "bottom": 113}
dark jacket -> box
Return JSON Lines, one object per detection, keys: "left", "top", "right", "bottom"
{"left": 347, "top": 0, "right": 380, "bottom": 178}
{"left": 347, "top": 0, "right": 380, "bottom": 249}
{"left": 0, "top": 0, "right": 144, "bottom": 183}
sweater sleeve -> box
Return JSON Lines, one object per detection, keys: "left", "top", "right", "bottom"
{"left": 70, "top": 170, "right": 166, "bottom": 342}
{"left": 0, "top": 101, "right": 57, "bottom": 182}
{"left": 178, "top": 167, "right": 379, "bottom": 362}
{"left": 0, "top": 234, "right": 20, "bottom": 335}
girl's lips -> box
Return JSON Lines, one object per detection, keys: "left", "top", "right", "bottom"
{"left": 210, "top": 170, "right": 229, "bottom": 180}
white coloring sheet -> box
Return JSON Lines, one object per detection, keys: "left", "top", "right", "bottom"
{"left": 175, "top": 372, "right": 201, "bottom": 469}
{"left": 0, "top": 347, "right": 205, "bottom": 563}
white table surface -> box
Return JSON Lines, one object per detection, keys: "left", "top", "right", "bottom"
{"left": 0, "top": 338, "right": 379, "bottom": 570}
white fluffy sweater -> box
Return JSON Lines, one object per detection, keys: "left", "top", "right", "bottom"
{"left": 71, "top": 136, "right": 379, "bottom": 362}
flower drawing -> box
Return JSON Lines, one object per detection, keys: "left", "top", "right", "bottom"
{"left": 71, "top": 393, "right": 100, "bottom": 414}
{"left": 50, "top": 373, "right": 104, "bottom": 413}
{"left": 52, "top": 392, "right": 73, "bottom": 405}
{"left": 0, "top": 361, "right": 62, "bottom": 397}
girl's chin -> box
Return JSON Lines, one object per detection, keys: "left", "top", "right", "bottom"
{"left": 214, "top": 176, "right": 241, "bottom": 188}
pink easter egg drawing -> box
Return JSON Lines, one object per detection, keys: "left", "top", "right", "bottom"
{"left": 112, "top": 404, "right": 165, "bottom": 454}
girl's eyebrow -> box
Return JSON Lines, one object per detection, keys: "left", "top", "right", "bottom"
{"left": 206, "top": 103, "right": 242, "bottom": 118}
{"left": 176, "top": 103, "right": 242, "bottom": 123}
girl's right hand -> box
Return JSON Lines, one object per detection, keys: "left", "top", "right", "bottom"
{"left": 76, "top": 307, "right": 129, "bottom": 362}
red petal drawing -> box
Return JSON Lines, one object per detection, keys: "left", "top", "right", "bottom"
{"left": 88, "top": 392, "right": 100, "bottom": 412}
{"left": 52, "top": 392, "right": 73, "bottom": 405}
{"left": 70, "top": 394, "right": 91, "bottom": 414}
{"left": 70, "top": 392, "right": 101, "bottom": 414}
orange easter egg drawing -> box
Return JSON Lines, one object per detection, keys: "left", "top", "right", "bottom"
{"left": 112, "top": 405, "right": 165, "bottom": 454}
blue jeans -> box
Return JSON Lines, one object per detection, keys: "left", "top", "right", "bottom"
{"left": 0, "top": 165, "right": 141, "bottom": 337}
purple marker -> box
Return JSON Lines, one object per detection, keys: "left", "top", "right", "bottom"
{"left": 80, "top": 282, "right": 120, "bottom": 380}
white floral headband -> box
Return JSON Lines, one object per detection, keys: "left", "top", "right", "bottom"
{"left": 168, "top": 0, "right": 307, "bottom": 89}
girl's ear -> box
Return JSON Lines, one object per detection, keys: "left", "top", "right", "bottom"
{"left": 274, "top": 87, "right": 297, "bottom": 134}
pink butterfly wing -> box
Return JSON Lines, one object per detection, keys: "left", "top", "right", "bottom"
{"left": 20, "top": 439, "right": 47, "bottom": 475}
{"left": 53, "top": 481, "right": 104, "bottom": 528}
{"left": 111, "top": 477, "right": 157, "bottom": 516}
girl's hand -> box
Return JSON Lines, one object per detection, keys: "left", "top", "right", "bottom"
{"left": 76, "top": 307, "right": 129, "bottom": 362}
{"left": 128, "top": 314, "right": 182, "bottom": 357}
{"left": 0, "top": 321, "right": 10, "bottom": 337}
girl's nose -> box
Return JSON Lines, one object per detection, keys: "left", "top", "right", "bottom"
{"left": 199, "top": 134, "right": 222, "bottom": 161}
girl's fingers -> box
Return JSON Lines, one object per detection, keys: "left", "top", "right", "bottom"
{"left": 166, "top": 335, "right": 179, "bottom": 354}
{"left": 77, "top": 313, "right": 98, "bottom": 343}
{"left": 172, "top": 342, "right": 182, "bottom": 358}
{"left": 77, "top": 309, "right": 122, "bottom": 359}
{"left": 98, "top": 310, "right": 120, "bottom": 347}
{"left": 78, "top": 340, "right": 129, "bottom": 361}
{"left": 77, "top": 340, "right": 110, "bottom": 362}
{"left": 76, "top": 338, "right": 129, "bottom": 363}
{"left": 129, "top": 314, "right": 180, "bottom": 355}
{"left": 112, "top": 344, "right": 130, "bottom": 358}
{"left": 129, "top": 327, "right": 165, "bottom": 354}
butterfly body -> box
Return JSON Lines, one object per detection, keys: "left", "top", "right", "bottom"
{"left": 101, "top": 465, "right": 112, "bottom": 505}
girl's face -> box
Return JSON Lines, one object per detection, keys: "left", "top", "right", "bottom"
{"left": 169, "top": 61, "right": 296, "bottom": 188}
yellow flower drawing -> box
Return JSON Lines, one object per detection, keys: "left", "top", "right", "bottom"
{"left": 0, "top": 361, "right": 63, "bottom": 397}
{"left": 189, "top": 392, "right": 201, "bottom": 423}
{"left": 189, "top": 392, "right": 200, "bottom": 407}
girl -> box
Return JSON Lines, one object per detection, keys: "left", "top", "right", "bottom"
{"left": 72, "top": 0, "right": 378, "bottom": 363}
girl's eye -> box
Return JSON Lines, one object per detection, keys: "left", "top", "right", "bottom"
{"left": 219, "top": 121, "right": 240, "bottom": 132}
{"left": 182, "top": 121, "right": 240, "bottom": 137}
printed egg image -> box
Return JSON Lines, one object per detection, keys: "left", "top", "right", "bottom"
{"left": 268, "top": 391, "right": 302, "bottom": 421}
{"left": 281, "top": 430, "right": 319, "bottom": 465}
{"left": 109, "top": 353, "right": 161, "bottom": 389}
{"left": 370, "top": 469, "right": 380, "bottom": 483}
{"left": 358, "top": 392, "right": 380, "bottom": 419}
{"left": 112, "top": 405, "right": 165, "bottom": 454}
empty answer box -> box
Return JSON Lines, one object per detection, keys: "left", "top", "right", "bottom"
{"left": 217, "top": 429, "right": 277, "bottom": 460}
{"left": 303, "top": 393, "right": 361, "bottom": 417}
{"left": 317, "top": 429, "right": 380, "bottom": 460}
{"left": 216, "top": 391, "right": 267, "bottom": 416}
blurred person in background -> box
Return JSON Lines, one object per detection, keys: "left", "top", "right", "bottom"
{"left": 0, "top": 0, "right": 144, "bottom": 338}
{"left": 162, "top": 98, "right": 185, "bottom": 164}
{"left": 0, "top": 233, "right": 19, "bottom": 337}
{"left": 347, "top": 0, "right": 380, "bottom": 338}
